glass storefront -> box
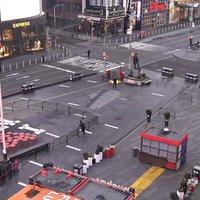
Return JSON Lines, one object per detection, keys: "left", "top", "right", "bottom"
{"left": 0, "top": 16, "right": 46, "bottom": 59}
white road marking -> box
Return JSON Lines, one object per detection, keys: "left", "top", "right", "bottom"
{"left": 74, "top": 113, "right": 87, "bottom": 118}
{"left": 43, "top": 64, "right": 75, "bottom": 74}
{"left": 45, "top": 132, "right": 60, "bottom": 138}
{"left": 29, "top": 160, "right": 43, "bottom": 167}
{"left": 42, "top": 82, "right": 109, "bottom": 101}
{"left": 164, "top": 49, "right": 181, "bottom": 55}
{"left": 21, "top": 97, "right": 29, "bottom": 100}
{"left": 152, "top": 93, "right": 164, "bottom": 97}
{"left": 6, "top": 73, "right": 19, "bottom": 77}
{"left": 4, "top": 107, "right": 12, "bottom": 110}
{"left": 79, "top": 129, "right": 93, "bottom": 134}
{"left": 18, "top": 182, "right": 27, "bottom": 187}
{"left": 32, "top": 79, "right": 40, "bottom": 82}
{"left": 16, "top": 75, "right": 30, "bottom": 80}
{"left": 119, "top": 98, "right": 127, "bottom": 101}
{"left": 105, "top": 124, "right": 119, "bottom": 129}
{"left": 59, "top": 84, "right": 70, "bottom": 88}
{"left": 68, "top": 102, "right": 80, "bottom": 106}
{"left": 66, "top": 145, "right": 81, "bottom": 151}
{"left": 85, "top": 130, "right": 93, "bottom": 134}
{"left": 87, "top": 80, "right": 98, "bottom": 84}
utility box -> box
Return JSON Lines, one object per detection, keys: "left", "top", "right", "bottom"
{"left": 162, "top": 67, "right": 174, "bottom": 77}
{"left": 185, "top": 73, "right": 198, "bottom": 83}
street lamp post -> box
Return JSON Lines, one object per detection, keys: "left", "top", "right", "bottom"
{"left": 53, "top": 4, "right": 64, "bottom": 48}
{"left": 54, "top": 4, "right": 64, "bottom": 30}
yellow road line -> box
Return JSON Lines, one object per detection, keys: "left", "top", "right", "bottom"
{"left": 130, "top": 166, "right": 165, "bottom": 198}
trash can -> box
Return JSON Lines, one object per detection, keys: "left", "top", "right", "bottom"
{"left": 73, "top": 164, "right": 83, "bottom": 175}
{"left": 132, "top": 147, "right": 139, "bottom": 157}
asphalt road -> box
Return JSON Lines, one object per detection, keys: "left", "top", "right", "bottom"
{"left": 1, "top": 27, "right": 200, "bottom": 200}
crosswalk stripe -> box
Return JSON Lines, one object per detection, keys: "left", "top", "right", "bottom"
{"left": 58, "top": 56, "right": 122, "bottom": 73}
{"left": 120, "top": 42, "right": 169, "bottom": 53}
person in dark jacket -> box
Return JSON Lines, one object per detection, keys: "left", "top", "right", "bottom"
{"left": 133, "top": 53, "right": 139, "bottom": 69}
{"left": 79, "top": 120, "right": 86, "bottom": 135}
{"left": 87, "top": 50, "right": 91, "bottom": 59}
{"left": 113, "top": 77, "right": 117, "bottom": 88}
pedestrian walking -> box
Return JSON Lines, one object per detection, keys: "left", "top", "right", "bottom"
{"left": 79, "top": 120, "right": 86, "bottom": 135}
{"left": 133, "top": 53, "right": 139, "bottom": 69}
{"left": 87, "top": 50, "right": 91, "bottom": 59}
{"left": 113, "top": 77, "right": 117, "bottom": 88}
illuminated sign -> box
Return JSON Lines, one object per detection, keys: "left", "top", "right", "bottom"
{"left": 84, "top": 0, "right": 125, "bottom": 19}
{"left": 0, "top": 0, "right": 42, "bottom": 21}
{"left": 149, "top": 1, "right": 166, "bottom": 12}
{"left": 13, "top": 22, "right": 30, "bottom": 28}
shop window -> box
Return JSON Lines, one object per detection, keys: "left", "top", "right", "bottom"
{"left": 167, "top": 152, "right": 177, "bottom": 162}
{"left": 21, "top": 27, "right": 28, "bottom": 39}
{"left": 142, "top": 145, "right": 150, "bottom": 153}
{"left": 64, "top": 2, "right": 71, "bottom": 12}
{"left": 3, "top": 29, "right": 12, "bottom": 41}
{"left": 168, "top": 144, "right": 177, "bottom": 153}
{"left": 150, "top": 147, "right": 159, "bottom": 156}
{"left": 142, "top": 138, "right": 150, "bottom": 146}
{"left": 160, "top": 142, "right": 168, "bottom": 150}
{"left": 151, "top": 140, "right": 159, "bottom": 148}
{"left": 72, "top": 3, "right": 81, "bottom": 13}
{"left": 159, "top": 149, "right": 168, "bottom": 158}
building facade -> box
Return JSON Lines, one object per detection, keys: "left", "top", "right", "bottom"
{"left": 0, "top": 0, "right": 46, "bottom": 59}
{"left": 43, "top": 0, "right": 82, "bottom": 27}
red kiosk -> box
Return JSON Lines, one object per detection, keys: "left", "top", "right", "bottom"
{"left": 139, "top": 126, "right": 188, "bottom": 171}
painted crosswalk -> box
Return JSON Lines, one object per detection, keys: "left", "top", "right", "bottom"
{"left": 120, "top": 42, "right": 170, "bottom": 53}
{"left": 58, "top": 56, "right": 122, "bottom": 73}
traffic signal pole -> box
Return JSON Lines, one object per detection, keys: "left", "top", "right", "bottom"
{"left": 0, "top": 81, "right": 7, "bottom": 160}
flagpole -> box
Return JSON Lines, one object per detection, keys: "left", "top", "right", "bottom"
{"left": 0, "top": 81, "right": 7, "bottom": 160}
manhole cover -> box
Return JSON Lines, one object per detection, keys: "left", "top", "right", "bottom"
{"left": 115, "top": 116, "right": 122, "bottom": 120}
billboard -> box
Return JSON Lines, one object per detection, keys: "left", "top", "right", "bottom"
{"left": 0, "top": 0, "right": 42, "bottom": 21}
{"left": 85, "top": 0, "right": 125, "bottom": 19}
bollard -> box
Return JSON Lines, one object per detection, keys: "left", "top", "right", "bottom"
{"left": 22, "top": 61, "right": 25, "bottom": 68}
{"left": 53, "top": 54, "right": 55, "bottom": 60}
{"left": 2, "top": 66, "right": 4, "bottom": 72}
{"left": 62, "top": 52, "right": 65, "bottom": 58}
{"left": 62, "top": 46, "right": 65, "bottom": 51}
{"left": 109, "top": 39, "right": 111, "bottom": 44}
{"left": 58, "top": 44, "right": 60, "bottom": 50}
{"left": 48, "top": 55, "right": 51, "bottom": 61}
{"left": 121, "top": 38, "right": 123, "bottom": 44}
{"left": 132, "top": 147, "right": 139, "bottom": 157}
{"left": 35, "top": 58, "right": 37, "bottom": 64}
{"left": 98, "top": 38, "right": 101, "bottom": 43}
{"left": 125, "top": 37, "right": 127, "bottom": 43}
{"left": 56, "top": 54, "right": 59, "bottom": 60}
{"left": 16, "top": 63, "right": 18, "bottom": 69}
{"left": 42, "top": 101, "right": 45, "bottom": 110}
{"left": 9, "top": 64, "right": 12, "bottom": 71}
{"left": 29, "top": 60, "right": 31, "bottom": 66}
{"left": 41, "top": 57, "right": 43, "bottom": 63}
